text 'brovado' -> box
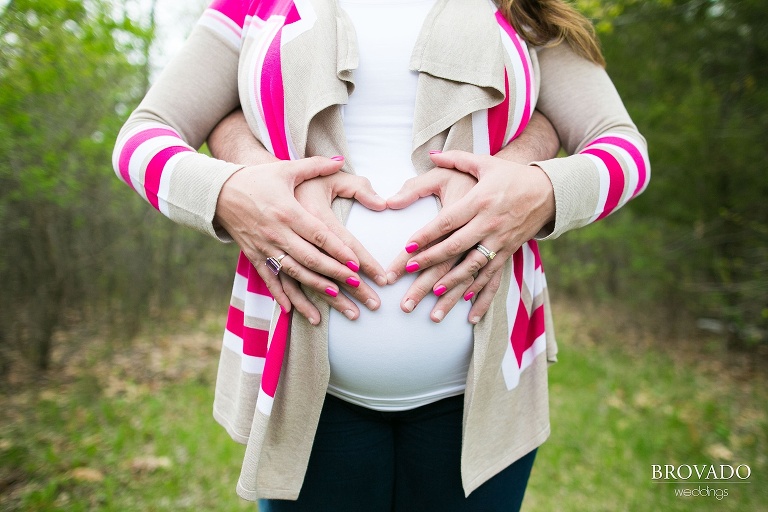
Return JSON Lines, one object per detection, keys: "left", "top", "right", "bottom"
{"left": 652, "top": 464, "right": 751, "bottom": 481}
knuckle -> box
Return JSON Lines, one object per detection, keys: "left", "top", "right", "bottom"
{"left": 466, "top": 258, "right": 483, "bottom": 275}
{"left": 437, "top": 260, "right": 453, "bottom": 275}
{"left": 311, "top": 229, "right": 329, "bottom": 247}
{"left": 283, "top": 264, "right": 301, "bottom": 280}
{"left": 444, "top": 237, "right": 464, "bottom": 256}
{"left": 481, "top": 266, "right": 497, "bottom": 281}
{"left": 302, "top": 252, "right": 320, "bottom": 270}
{"left": 262, "top": 227, "right": 281, "bottom": 244}
{"left": 272, "top": 207, "right": 292, "bottom": 223}
{"left": 438, "top": 214, "right": 455, "bottom": 235}
{"left": 411, "top": 281, "right": 432, "bottom": 299}
{"left": 308, "top": 155, "right": 325, "bottom": 167}
{"left": 486, "top": 217, "right": 502, "bottom": 232}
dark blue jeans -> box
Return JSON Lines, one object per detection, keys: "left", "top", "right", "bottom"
{"left": 259, "top": 393, "right": 537, "bottom": 512}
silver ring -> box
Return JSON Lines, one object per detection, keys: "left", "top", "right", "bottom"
{"left": 265, "top": 254, "right": 287, "bottom": 275}
{"left": 475, "top": 244, "right": 496, "bottom": 262}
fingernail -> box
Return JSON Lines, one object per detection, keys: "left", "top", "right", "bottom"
{"left": 343, "top": 309, "right": 355, "bottom": 320}
{"left": 279, "top": 305, "right": 287, "bottom": 314}
{"left": 346, "top": 260, "right": 360, "bottom": 272}
{"left": 429, "top": 150, "right": 442, "bottom": 155}
{"left": 405, "top": 262, "right": 420, "bottom": 273}
{"left": 433, "top": 310, "right": 445, "bottom": 322}
{"left": 364, "top": 298, "right": 378, "bottom": 310}
{"left": 309, "top": 316, "right": 319, "bottom": 325}
{"left": 331, "top": 155, "right": 344, "bottom": 161}
{"left": 434, "top": 285, "right": 447, "bottom": 296}
{"left": 470, "top": 316, "right": 481, "bottom": 324}
{"left": 403, "top": 299, "right": 416, "bottom": 313}
{"left": 325, "top": 287, "right": 338, "bottom": 297}
{"left": 346, "top": 277, "right": 360, "bottom": 288}
{"left": 405, "top": 242, "right": 419, "bottom": 253}
{"left": 386, "top": 272, "right": 398, "bottom": 284}
{"left": 464, "top": 291, "right": 475, "bottom": 301}
{"left": 375, "top": 275, "right": 387, "bottom": 287}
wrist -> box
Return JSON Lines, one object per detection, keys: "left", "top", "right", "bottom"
{"left": 530, "top": 164, "right": 556, "bottom": 234}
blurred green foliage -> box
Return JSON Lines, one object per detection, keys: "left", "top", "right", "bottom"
{"left": 0, "top": 0, "right": 236, "bottom": 371}
{"left": 543, "top": 0, "right": 768, "bottom": 343}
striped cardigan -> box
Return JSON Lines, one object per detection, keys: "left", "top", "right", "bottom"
{"left": 113, "top": 0, "right": 649, "bottom": 501}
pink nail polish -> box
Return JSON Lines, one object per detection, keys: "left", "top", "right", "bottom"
{"left": 346, "top": 277, "right": 360, "bottom": 288}
{"left": 406, "top": 262, "right": 420, "bottom": 273}
{"left": 405, "top": 242, "right": 419, "bottom": 253}
{"left": 325, "top": 287, "right": 338, "bottom": 297}
{"left": 331, "top": 155, "right": 345, "bottom": 162}
{"left": 429, "top": 150, "right": 442, "bottom": 155}
{"left": 346, "top": 260, "right": 360, "bottom": 272}
{"left": 464, "top": 291, "right": 475, "bottom": 301}
{"left": 434, "top": 285, "right": 447, "bottom": 296}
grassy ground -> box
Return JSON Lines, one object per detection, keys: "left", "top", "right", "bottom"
{"left": 525, "top": 302, "right": 767, "bottom": 511}
{"left": 1, "top": 303, "right": 765, "bottom": 511}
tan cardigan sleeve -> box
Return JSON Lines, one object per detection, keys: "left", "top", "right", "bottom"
{"left": 112, "top": 20, "right": 244, "bottom": 241}
{"left": 532, "top": 42, "right": 650, "bottom": 240}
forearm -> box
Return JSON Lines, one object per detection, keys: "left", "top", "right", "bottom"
{"left": 494, "top": 110, "right": 560, "bottom": 163}
{"left": 112, "top": 19, "right": 245, "bottom": 242}
{"left": 532, "top": 42, "right": 650, "bottom": 240}
{"left": 208, "top": 108, "right": 279, "bottom": 166}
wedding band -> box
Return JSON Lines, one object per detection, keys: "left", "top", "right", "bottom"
{"left": 475, "top": 244, "right": 496, "bottom": 262}
{"left": 266, "top": 254, "right": 287, "bottom": 275}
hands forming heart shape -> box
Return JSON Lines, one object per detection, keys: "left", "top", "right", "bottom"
{"left": 212, "top": 110, "right": 557, "bottom": 327}
{"left": 216, "top": 150, "right": 554, "bottom": 327}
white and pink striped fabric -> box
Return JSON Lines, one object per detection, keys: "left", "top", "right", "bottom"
{"left": 114, "top": 0, "right": 650, "bottom": 413}
{"left": 113, "top": 0, "right": 649, "bottom": 499}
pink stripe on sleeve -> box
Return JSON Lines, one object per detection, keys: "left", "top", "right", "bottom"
{"left": 236, "top": 251, "right": 273, "bottom": 298}
{"left": 495, "top": 11, "right": 531, "bottom": 141}
{"left": 254, "top": 0, "right": 295, "bottom": 20}
{"left": 529, "top": 304, "right": 546, "bottom": 344}
{"left": 117, "top": 127, "right": 180, "bottom": 188}
{"left": 261, "top": 310, "right": 290, "bottom": 398}
{"left": 243, "top": 325, "right": 269, "bottom": 358}
{"left": 226, "top": 304, "right": 245, "bottom": 339}
{"left": 236, "top": 251, "right": 252, "bottom": 277}
{"left": 510, "top": 301, "right": 546, "bottom": 368}
{"left": 530, "top": 240, "right": 542, "bottom": 270}
{"left": 208, "top": 0, "right": 248, "bottom": 27}
{"left": 144, "top": 146, "right": 192, "bottom": 210}
{"left": 246, "top": 271, "right": 272, "bottom": 297}
{"left": 510, "top": 300, "right": 530, "bottom": 367}
{"left": 582, "top": 147, "right": 626, "bottom": 220}
{"left": 260, "top": 31, "right": 291, "bottom": 160}
{"left": 588, "top": 136, "right": 648, "bottom": 197}
{"left": 487, "top": 71, "right": 510, "bottom": 155}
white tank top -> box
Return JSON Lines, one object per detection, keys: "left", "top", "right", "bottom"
{"left": 327, "top": 0, "right": 473, "bottom": 411}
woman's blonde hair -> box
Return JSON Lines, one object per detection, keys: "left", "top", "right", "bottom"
{"left": 498, "top": 0, "right": 605, "bottom": 66}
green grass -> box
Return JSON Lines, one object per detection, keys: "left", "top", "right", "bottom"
{"left": 524, "top": 303, "right": 768, "bottom": 511}
{"left": 1, "top": 378, "right": 251, "bottom": 511}
{"left": 1, "top": 305, "right": 765, "bottom": 511}
{"left": 0, "top": 326, "right": 253, "bottom": 511}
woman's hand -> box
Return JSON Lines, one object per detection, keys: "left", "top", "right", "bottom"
{"left": 386, "top": 167, "right": 478, "bottom": 323}
{"left": 215, "top": 156, "right": 387, "bottom": 325}
{"left": 291, "top": 171, "right": 388, "bottom": 322}
{"left": 386, "top": 150, "right": 555, "bottom": 324}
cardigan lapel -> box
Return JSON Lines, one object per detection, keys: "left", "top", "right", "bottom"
{"left": 277, "top": 0, "right": 356, "bottom": 162}
{"left": 277, "top": 0, "right": 508, "bottom": 172}
{"left": 409, "top": 0, "right": 507, "bottom": 168}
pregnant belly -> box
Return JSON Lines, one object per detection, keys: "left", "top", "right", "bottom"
{"left": 327, "top": 197, "right": 473, "bottom": 411}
